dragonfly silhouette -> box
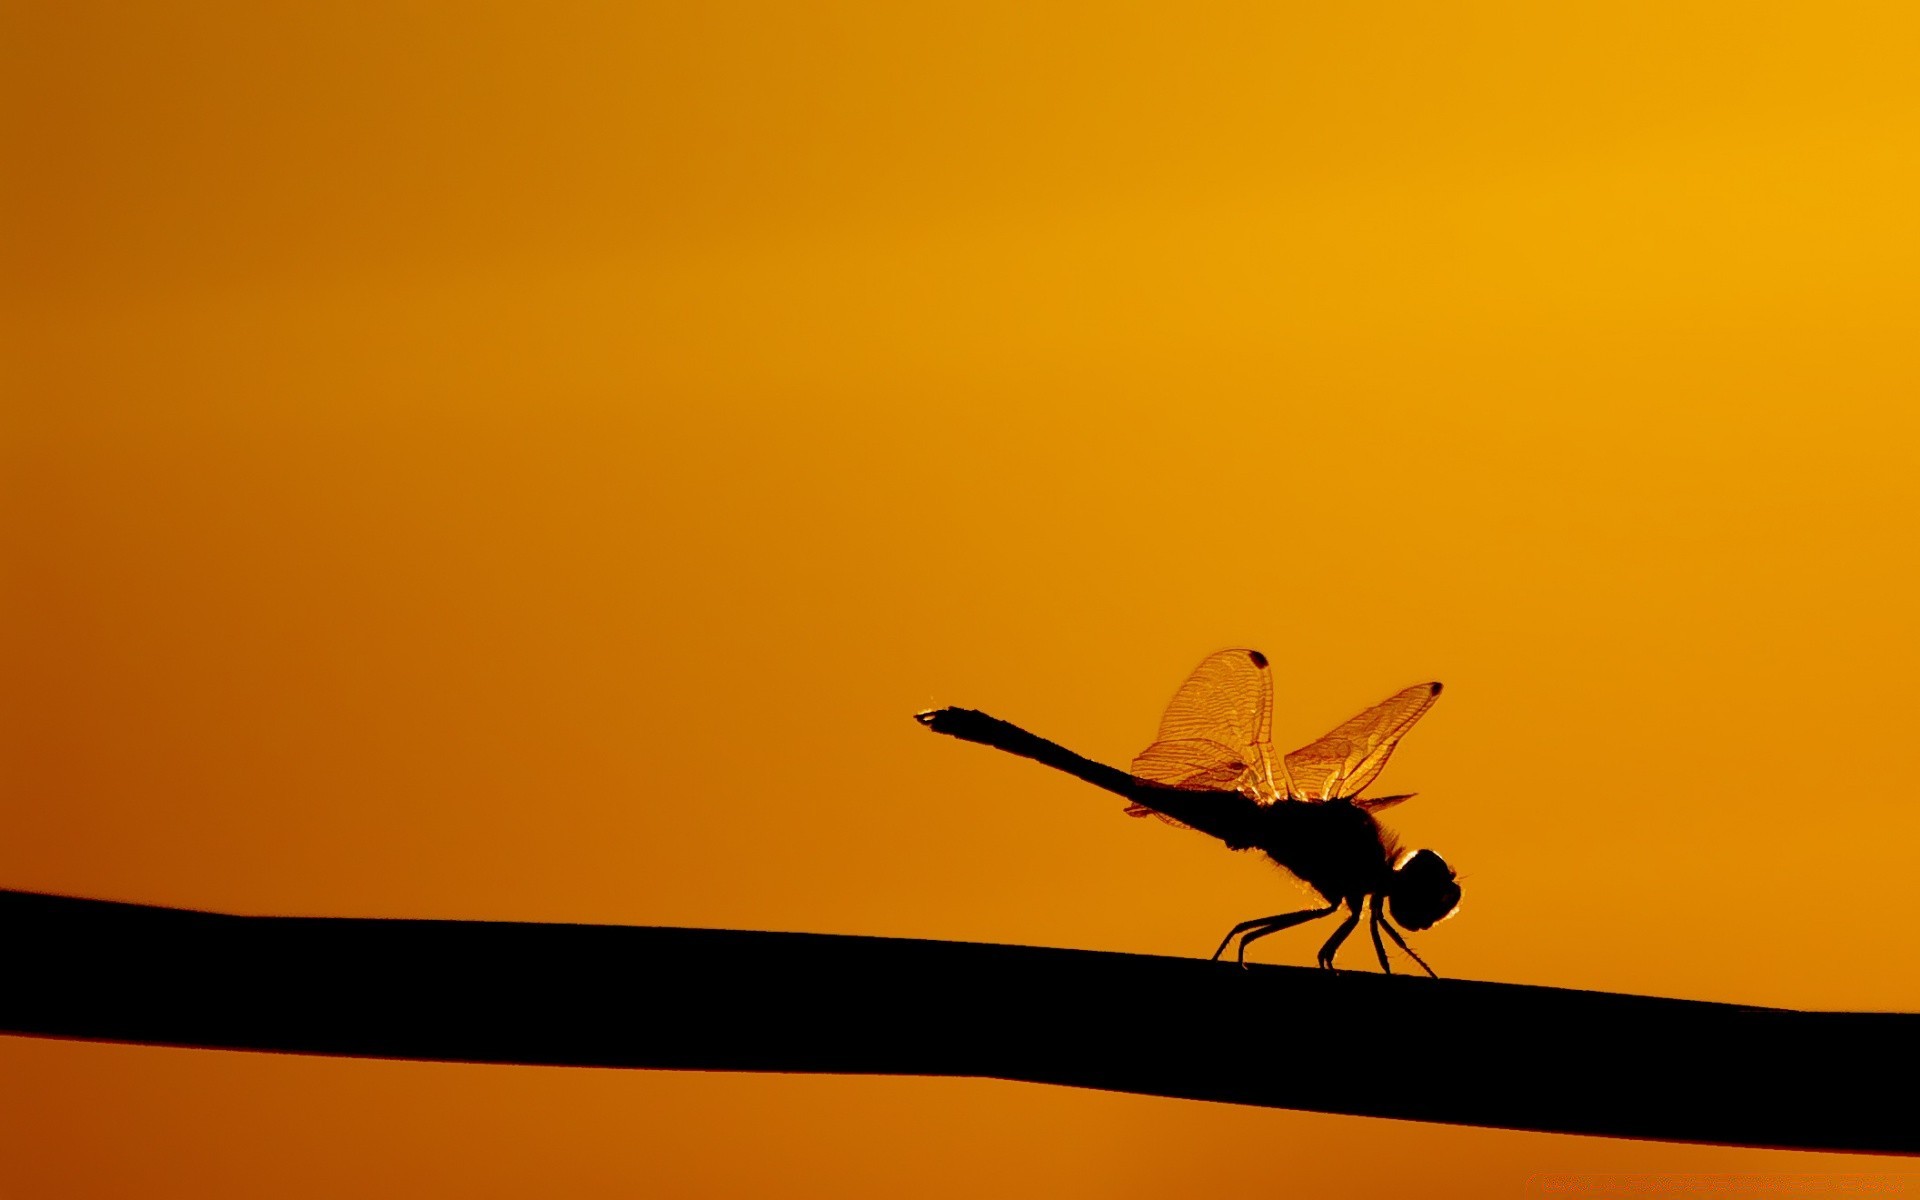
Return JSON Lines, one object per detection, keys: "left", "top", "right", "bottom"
{"left": 915, "top": 649, "right": 1460, "bottom": 975}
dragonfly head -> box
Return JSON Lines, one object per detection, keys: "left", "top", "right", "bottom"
{"left": 1386, "top": 848, "right": 1461, "bottom": 931}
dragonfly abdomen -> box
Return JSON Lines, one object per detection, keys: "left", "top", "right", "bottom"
{"left": 913, "top": 707, "right": 1264, "bottom": 846}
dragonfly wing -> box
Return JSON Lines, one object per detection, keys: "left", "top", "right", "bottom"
{"left": 1357, "top": 792, "right": 1416, "bottom": 813}
{"left": 1127, "top": 649, "right": 1279, "bottom": 823}
{"left": 1146, "top": 648, "right": 1274, "bottom": 752}
{"left": 1132, "top": 738, "right": 1255, "bottom": 791}
{"left": 1282, "top": 682, "right": 1442, "bottom": 802}
{"left": 1126, "top": 739, "right": 1262, "bottom": 823}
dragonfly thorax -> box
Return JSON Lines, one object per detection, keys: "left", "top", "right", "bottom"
{"left": 1255, "top": 798, "right": 1402, "bottom": 908}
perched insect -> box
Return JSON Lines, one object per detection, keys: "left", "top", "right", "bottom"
{"left": 915, "top": 649, "right": 1460, "bottom": 975}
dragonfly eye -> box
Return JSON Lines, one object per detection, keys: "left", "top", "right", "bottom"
{"left": 1387, "top": 848, "right": 1461, "bottom": 931}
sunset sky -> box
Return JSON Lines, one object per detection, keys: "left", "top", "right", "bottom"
{"left": 7, "top": 2, "right": 1920, "bottom": 1194}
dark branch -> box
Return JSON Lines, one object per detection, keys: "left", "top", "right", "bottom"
{"left": 2, "top": 888, "right": 1913, "bottom": 1155}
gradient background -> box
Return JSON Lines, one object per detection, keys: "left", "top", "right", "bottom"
{"left": 6, "top": 3, "right": 1920, "bottom": 1195}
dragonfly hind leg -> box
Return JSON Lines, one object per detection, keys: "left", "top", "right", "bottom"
{"left": 1211, "top": 904, "right": 1339, "bottom": 966}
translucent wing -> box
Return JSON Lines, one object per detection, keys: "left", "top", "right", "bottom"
{"left": 1127, "top": 649, "right": 1278, "bottom": 821}
{"left": 1282, "top": 682, "right": 1442, "bottom": 802}
{"left": 1131, "top": 739, "right": 1255, "bottom": 793}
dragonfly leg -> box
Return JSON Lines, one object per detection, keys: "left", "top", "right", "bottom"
{"left": 1368, "top": 911, "right": 1392, "bottom": 975}
{"left": 1211, "top": 905, "right": 1338, "bottom": 965}
{"left": 1235, "top": 907, "right": 1340, "bottom": 967}
{"left": 1316, "top": 904, "right": 1362, "bottom": 969}
{"left": 1210, "top": 915, "right": 1276, "bottom": 962}
{"left": 1378, "top": 918, "right": 1439, "bottom": 978}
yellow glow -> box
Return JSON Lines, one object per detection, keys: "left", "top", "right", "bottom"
{"left": 7, "top": 1, "right": 1919, "bottom": 1193}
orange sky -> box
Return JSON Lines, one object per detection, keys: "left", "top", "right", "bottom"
{"left": 7, "top": 2, "right": 1920, "bottom": 1195}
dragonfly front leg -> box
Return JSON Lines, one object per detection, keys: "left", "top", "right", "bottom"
{"left": 1213, "top": 905, "right": 1339, "bottom": 966}
{"left": 1316, "top": 903, "right": 1362, "bottom": 969}
{"left": 1378, "top": 917, "right": 1439, "bottom": 978}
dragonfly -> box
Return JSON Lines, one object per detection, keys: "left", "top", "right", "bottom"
{"left": 915, "top": 649, "right": 1460, "bottom": 975}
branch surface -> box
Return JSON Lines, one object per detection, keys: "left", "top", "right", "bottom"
{"left": 2, "top": 889, "right": 1910, "bottom": 1154}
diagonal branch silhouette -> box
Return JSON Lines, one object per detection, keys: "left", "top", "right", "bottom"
{"left": 2, "top": 888, "right": 1913, "bottom": 1154}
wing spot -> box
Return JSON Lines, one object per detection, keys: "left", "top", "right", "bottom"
{"left": 1247, "top": 650, "right": 1269, "bottom": 669}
